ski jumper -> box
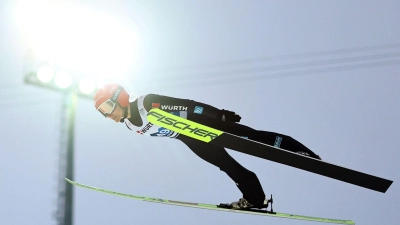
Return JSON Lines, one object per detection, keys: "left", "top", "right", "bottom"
{"left": 124, "top": 94, "right": 318, "bottom": 208}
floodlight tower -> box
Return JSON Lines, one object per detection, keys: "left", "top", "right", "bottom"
{"left": 23, "top": 51, "right": 97, "bottom": 225}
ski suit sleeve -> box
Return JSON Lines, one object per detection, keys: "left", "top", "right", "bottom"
{"left": 143, "top": 94, "right": 241, "bottom": 122}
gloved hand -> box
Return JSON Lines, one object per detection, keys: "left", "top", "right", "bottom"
{"left": 219, "top": 109, "right": 241, "bottom": 122}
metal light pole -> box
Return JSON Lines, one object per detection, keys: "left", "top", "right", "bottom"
{"left": 56, "top": 91, "right": 77, "bottom": 225}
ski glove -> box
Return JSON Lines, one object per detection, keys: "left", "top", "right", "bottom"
{"left": 218, "top": 109, "right": 241, "bottom": 123}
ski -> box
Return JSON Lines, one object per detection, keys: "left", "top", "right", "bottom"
{"left": 66, "top": 178, "right": 354, "bottom": 224}
{"left": 147, "top": 108, "right": 393, "bottom": 193}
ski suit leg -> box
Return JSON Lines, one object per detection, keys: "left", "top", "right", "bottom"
{"left": 249, "top": 131, "right": 320, "bottom": 159}
{"left": 177, "top": 135, "right": 266, "bottom": 207}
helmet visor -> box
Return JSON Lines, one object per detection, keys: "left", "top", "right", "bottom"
{"left": 97, "top": 99, "right": 116, "bottom": 117}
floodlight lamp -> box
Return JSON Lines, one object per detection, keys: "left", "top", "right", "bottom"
{"left": 55, "top": 71, "right": 73, "bottom": 89}
{"left": 37, "top": 66, "right": 55, "bottom": 83}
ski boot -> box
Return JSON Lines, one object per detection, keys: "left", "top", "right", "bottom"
{"left": 218, "top": 195, "right": 275, "bottom": 214}
{"left": 230, "top": 197, "right": 270, "bottom": 210}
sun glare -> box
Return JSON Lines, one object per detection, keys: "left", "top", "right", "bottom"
{"left": 16, "top": 1, "right": 138, "bottom": 79}
{"left": 79, "top": 77, "right": 96, "bottom": 94}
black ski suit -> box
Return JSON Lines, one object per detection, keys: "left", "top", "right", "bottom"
{"left": 126, "top": 94, "right": 319, "bottom": 208}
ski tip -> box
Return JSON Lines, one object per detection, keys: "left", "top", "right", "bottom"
{"left": 65, "top": 178, "right": 73, "bottom": 183}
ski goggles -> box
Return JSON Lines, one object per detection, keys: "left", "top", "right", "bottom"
{"left": 97, "top": 99, "right": 117, "bottom": 117}
{"left": 97, "top": 85, "right": 123, "bottom": 117}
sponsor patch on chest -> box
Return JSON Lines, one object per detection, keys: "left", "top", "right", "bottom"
{"left": 160, "top": 105, "right": 188, "bottom": 111}
{"left": 136, "top": 123, "right": 153, "bottom": 134}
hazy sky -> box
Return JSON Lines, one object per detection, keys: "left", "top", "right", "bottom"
{"left": 1, "top": 1, "right": 399, "bottom": 225}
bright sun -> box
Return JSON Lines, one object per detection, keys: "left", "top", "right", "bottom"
{"left": 15, "top": 1, "right": 138, "bottom": 80}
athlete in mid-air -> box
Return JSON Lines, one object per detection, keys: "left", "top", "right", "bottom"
{"left": 94, "top": 83, "right": 321, "bottom": 209}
